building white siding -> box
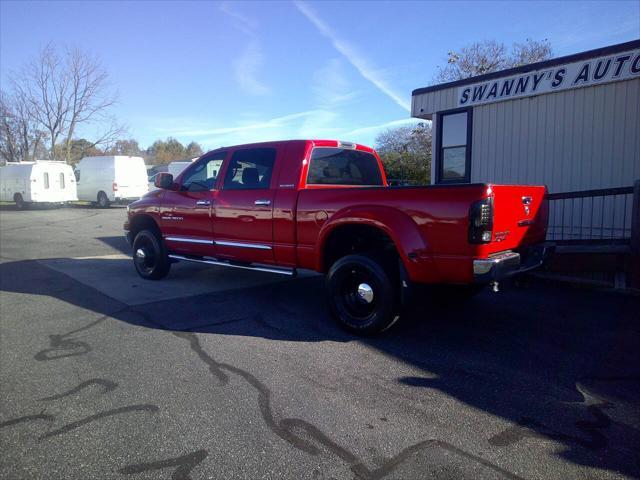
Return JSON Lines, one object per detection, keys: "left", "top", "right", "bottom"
{"left": 413, "top": 77, "right": 640, "bottom": 193}
{"left": 413, "top": 87, "right": 457, "bottom": 120}
{"left": 469, "top": 78, "right": 640, "bottom": 193}
{"left": 412, "top": 40, "right": 640, "bottom": 245}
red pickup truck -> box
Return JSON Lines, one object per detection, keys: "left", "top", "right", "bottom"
{"left": 125, "top": 139, "right": 552, "bottom": 334}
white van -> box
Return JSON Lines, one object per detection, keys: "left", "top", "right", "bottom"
{"left": 0, "top": 161, "right": 78, "bottom": 209}
{"left": 75, "top": 156, "right": 148, "bottom": 207}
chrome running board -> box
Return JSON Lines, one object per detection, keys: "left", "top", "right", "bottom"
{"left": 168, "top": 254, "right": 296, "bottom": 277}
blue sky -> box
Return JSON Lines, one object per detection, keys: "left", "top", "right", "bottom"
{"left": 1, "top": 0, "right": 639, "bottom": 150}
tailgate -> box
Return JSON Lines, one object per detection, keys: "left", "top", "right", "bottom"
{"left": 486, "top": 184, "right": 548, "bottom": 254}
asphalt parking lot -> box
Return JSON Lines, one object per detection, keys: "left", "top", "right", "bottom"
{"left": 0, "top": 204, "right": 639, "bottom": 480}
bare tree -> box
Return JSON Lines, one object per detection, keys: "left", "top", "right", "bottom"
{"left": 0, "top": 89, "right": 45, "bottom": 163}
{"left": 16, "top": 43, "right": 123, "bottom": 161}
{"left": 434, "top": 39, "right": 552, "bottom": 83}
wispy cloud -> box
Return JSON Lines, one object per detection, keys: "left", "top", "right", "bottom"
{"left": 167, "top": 110, "right": 322, "bottom": 138}
{"left": 234, "top": 41, "right": 271, "bottom": 96}
{"left": 294, "top": 1, "right": 410, "bottom": 112}
{"left": 296, "top": 58, "right": 358, "bottom": 138}
{"left": 219, "top": 1, "right": 257, "bottom": 36}
{"left": 312, "top": 58, "right": 358, "bottom": 107}
{"left": 219, "top": 3, "right": 271, "bottom": 96}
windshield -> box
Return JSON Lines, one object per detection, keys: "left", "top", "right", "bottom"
{"left": 307, "top": 148, "right": 384, "bottom": 186}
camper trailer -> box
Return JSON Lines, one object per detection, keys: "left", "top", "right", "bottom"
{"left": 75, "top": 156, "right": 148, "bottom": 207}
{"left": 0, "top": 161, "right": 78, "bottom": 209}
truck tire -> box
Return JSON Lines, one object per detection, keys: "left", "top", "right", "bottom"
{"left": 132, "top": 229, "right": 171, "bottom": 280}
{"left": 326, "top": 254, "right": 400, "bottom": 335}
{"left": 97, "top": 191, "right": 110, "bottom": 208}
{"left": 14, "top": 193, "right": 25, "bottom": 210}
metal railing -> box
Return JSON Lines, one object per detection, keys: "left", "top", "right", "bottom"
{"left": 546, "top": 184, "right": 637, "bottom": 245}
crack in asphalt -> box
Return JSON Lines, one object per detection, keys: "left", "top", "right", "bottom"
{"left": 174, "top": 331, "right": 525, "bottom": 480}
{"left": 40, "top": 404, "right": 159, "bottom": 439}
{"left": 117, "top": 449, "right": 208, "bottom": 480}
{"left": 40, "top": 378, "right": 118, "bottom": 401}
{"left": 33, "top": 307, "right": 148, "bottom": 362}
{"left": 16, "top": 285, "right": 529, "bottom": 478}
{"left": 0, "top": 414, "right": 55, "bottom": 429}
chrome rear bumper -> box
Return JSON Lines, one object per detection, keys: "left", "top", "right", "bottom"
{"left": 473, "top": 243, "right": 555, "bottom": 283}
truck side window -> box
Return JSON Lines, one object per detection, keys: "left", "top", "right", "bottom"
{"left": 60, "top": 173, "right": 65, "bottom": 189}
{"left": 223, "top": 148, "right": 276, "bottom": 190}
{"left": 180, "top": 152, "right": 226, "bottom": 192}
{"left": 74, "top": 170, "right": 80, "bottom": 182}
{"left": 307, "top": 148, "right": 383, "bottom": 186}
{"left": 43, "top": 172, "right": 50, "bottom": 189}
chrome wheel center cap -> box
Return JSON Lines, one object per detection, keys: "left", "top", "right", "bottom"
{"left": 135, "top": 248, "right": 147, "bottom": 260}
{"left": 357, "top": 283, "right": 374, "bottom": 303}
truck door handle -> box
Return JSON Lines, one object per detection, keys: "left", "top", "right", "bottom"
{"left": 254, "top": 200, "right": 271, "bottom": 206}
{"left": 196, "top": 200, "right": 211, "bottom": 206}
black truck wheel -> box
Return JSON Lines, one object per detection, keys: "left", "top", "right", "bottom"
{"left": 132, "top": 229, "right": 171, "bottom": 280}
{"left": 326, "top": 254, "right": 400, "bottom": 335}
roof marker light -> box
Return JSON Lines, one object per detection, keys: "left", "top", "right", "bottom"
{"left": 338, "top": 141, "right": 356, "bottom": 149}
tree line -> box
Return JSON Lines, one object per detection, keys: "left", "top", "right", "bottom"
{"left": 60, "top": 137, "right": 204, "bottom": 165}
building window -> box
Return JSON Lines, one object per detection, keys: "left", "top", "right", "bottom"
{"left": 44, "top": 172, "right": 50, "bottom": 189}
{"left": 437, "top": 109, "right": 472, "bottom": 183}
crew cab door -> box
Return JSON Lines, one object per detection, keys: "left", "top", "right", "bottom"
{"left": 160, "top": 151, "right": 227, "bottom": 257}
{"left": 213, "top": 147, "right": 277, "bottom": 264}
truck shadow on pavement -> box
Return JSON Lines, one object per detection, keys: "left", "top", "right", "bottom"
{"left": 1, "top": 257, "right": 639, "bottom": 478}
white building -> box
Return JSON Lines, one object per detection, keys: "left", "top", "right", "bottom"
{"left": 412, "top": 39, "right": 640, "bottom": 244}
{"left": 412, "top": 39, "right": 639, "bottom": 191}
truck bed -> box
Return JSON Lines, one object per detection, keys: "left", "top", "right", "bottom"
{"left": 294, "top": 183, "right": 548, "bottom": 283}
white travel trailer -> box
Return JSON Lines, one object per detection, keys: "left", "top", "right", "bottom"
{"left": 0, "top": 161, "right": 78, "bottom": 209}
{"left": 75, "top": 156, "right": 149, "bottom": 207}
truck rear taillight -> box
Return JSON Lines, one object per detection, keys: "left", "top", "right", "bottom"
{"left": 112, "top": 182, "right": 118, "bottom": 191}
{"left": 468, "top": 197, "right": 493, "bottom": 244}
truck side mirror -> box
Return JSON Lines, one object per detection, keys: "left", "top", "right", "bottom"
{"left": 155, "top": 172, "right": 175, "bottom": 190}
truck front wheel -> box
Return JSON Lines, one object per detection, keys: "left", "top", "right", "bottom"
{"left": 326, "top": 254, "right": 400, "bottom": 335}
{"left": 132, "top": 229, "right": 171, "bottom": 280}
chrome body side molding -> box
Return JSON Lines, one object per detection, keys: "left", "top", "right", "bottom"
{"left": 215, "top": 240, "right": 272, "bottom": 250}
{"left": 164, "top": 236, "right": 271, "bottom": 250}
{"left": 168, "top": 254, "right": 295, "bottom": 276}
{"left": 165, "top": 236, "right": 214, "bottom": 245}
